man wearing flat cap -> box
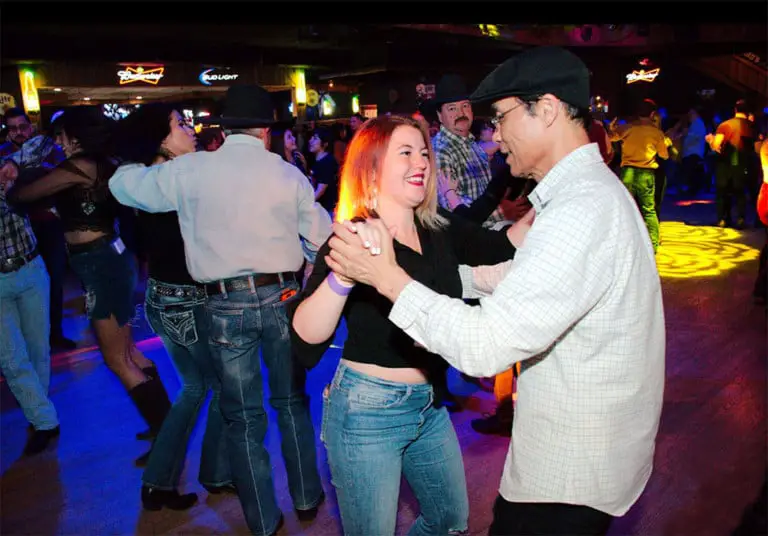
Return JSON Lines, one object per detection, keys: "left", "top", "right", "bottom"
{"left": 109, "top": 85, "right": 330, "bottom": 536}
{"left": 325, "top": 47, "right": 665, "bottom": 535}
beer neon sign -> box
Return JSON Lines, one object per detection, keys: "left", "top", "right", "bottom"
{"left": 625, "top": 68, "right": 660, "bottom": 84}
{"left": 20, "top": 69, "right": 40, "bottom": 113}
{"left": 199, "top": 68, "right": 240, "bottom": 86}
{"left": 117, "top": 66, "right": 165, "bottom": 85}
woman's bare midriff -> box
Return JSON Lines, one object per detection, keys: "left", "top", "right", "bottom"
{"left": 341, "top": 359, "right": 429, "bottom": 384}
{"left": 64, "top": 229, "right": 110, "bottom": 245}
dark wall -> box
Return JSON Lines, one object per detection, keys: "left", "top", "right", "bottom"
{"left": 614, "top": 58, "right": 744, "bottom": 118}
{"left": 1, "top": 64, "right": 23, "bottom": 114}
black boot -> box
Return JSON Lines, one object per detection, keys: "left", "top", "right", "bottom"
{"left": 141, "top": 485, "right": 198, "bottom": 511}
{"left": 127, "top": 377, "right": 171, "bottom": 466}
{"left": 24, "top": 426, "right": 61, "bottom": 456}
{"left": 136, "top": 365, "right": 160, "bottom": 440}
{"left": 471, "top": 399, "right": 514, "bottom": 437}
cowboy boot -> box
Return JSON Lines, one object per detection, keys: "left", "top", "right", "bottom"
{"left": 136, "top": 365, "right": 160, "bottom": 440}
{"left": 127, "top": 376, "right": 171, "bottom": 466}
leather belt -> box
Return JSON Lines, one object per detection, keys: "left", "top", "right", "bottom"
{"left": 0, "top": 248, "right": 39, "bottom": 274}
{"left": 148, "top": 279, "right": 206, "bottom": 300}
{"left": 205, "top": 272, "right": 296, "bottom": 297}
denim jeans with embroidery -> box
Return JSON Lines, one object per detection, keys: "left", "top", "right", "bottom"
{"left": 142, "top": 279, "right": 230, "bottom": 489}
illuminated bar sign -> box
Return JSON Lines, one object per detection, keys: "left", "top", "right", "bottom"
{"left": 199, "top": 68, "right": 240, "bottom": 86}
{"left": 625, "top": 68, "right": 660, "bottom": 84}
{"left": 19, "top": 69, "right": 40, "bottom": 113}
{"left": 117, "top": 65, "right": 165, "bottom": 85}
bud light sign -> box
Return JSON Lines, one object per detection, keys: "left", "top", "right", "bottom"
{"left": 199, "top": 68, "right": 240, "bottom": 86}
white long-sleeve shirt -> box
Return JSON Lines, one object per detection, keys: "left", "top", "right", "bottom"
{"left": 109, "top": 134, "right": 332, "bottom": 283}
{"left": 390, "top": 143, "right": 665, "bottom": 516}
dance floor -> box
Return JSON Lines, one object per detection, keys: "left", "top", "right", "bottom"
{"left": 1, "top": 196, "right": 766, "bottom": 535}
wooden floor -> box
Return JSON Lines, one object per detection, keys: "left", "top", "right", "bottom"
{"left": 1, "top": 197, "right": 766, "bottom": 536}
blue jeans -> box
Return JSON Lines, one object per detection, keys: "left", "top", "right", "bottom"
{"left": 0, "top": 256, "right": 59, "bottom": 430}
{"left": 323, "top": 363, "right": 469, "bottom": 536}
{"left": 207, "top": 281, "right": 322, "bottom": 536}
{"left": 142, "top": 279, "right": 230, "bottom": 490}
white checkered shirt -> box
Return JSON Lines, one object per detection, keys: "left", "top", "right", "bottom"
{"left": 390, "top": 143, "right": 665, "bottom": 516}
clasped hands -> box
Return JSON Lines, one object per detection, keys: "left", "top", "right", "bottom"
{"left": 325, "top": 218, "right": 401, "bottom": 292}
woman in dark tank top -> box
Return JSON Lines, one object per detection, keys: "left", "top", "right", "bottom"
{"left": 269, "top": 123, "right": 310, "bottom": 177}
{"left": 7, "top": 107, "right": 172, "bottom": 465}
{"left": 113, "top": 103, "right": 232, "bottom": 511}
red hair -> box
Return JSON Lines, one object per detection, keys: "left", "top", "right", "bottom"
{"left": 335, "top": 115, "right": 445, "bottom": 229}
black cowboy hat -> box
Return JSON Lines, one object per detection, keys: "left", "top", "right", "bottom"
{"left": 431, "top": 74, "right": 471, "bottom": 108}
{"left": 199, "top": 85, "right": 277, "bottom": 128}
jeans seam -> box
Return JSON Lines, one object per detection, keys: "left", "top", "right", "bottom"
{"left": 238, "top": 356, "right": 266, "bottom": 530}
{"left": 170, "top": 394, "right": 207, "bottom": 486}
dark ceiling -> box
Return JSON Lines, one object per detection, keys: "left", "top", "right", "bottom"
{"left": 3, "top": 23, "right": 766, "bottom": 78}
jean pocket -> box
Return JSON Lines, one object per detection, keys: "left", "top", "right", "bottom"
{"left": 158, "top": 308, "right": 199, "bottom": 347}
{"left": 208, "top": 308, "right": 245, "bottom": 347}
{"left": 347, "top": 385, "right": 404, "bottom": 410}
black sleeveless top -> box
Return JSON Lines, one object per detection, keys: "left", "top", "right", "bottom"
{"left": 55, "top": 158, "right": 119, "bottom": 234}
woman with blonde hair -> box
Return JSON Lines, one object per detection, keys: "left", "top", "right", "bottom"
{"left": 290, "top": 115, "right": 519, "bottom": 535}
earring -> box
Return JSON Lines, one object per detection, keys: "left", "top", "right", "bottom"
{"left": 368, "top": 171, "right": 379, "bottom": 212}
{"left": 365, "top": 186, "right": 379, "bottom": 212}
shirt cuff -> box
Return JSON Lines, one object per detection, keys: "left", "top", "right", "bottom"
{"left": 301, "top": 237, "right": 319, "bottom": 264}
{"left": 458, "top": 264, "right": 474, "bottom": 299}
{"left": 389, "top": 280, "right": 437, "bottom": 331}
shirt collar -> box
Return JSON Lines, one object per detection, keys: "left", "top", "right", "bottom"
{"left": 223, "top": 134, "right": 266, "bottom": 148}
{"left": 438, "top": 125, "right": 475, "bottom": 144}
{"left": 528, "top": 143, "right": 603, "bottom": 212}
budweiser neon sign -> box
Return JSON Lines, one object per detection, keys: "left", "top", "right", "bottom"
{"left": 625, "top": 68, "right": 660, "bottom": 84}
{"left": 117, "top": 66, "right": 165, "bottom": 85}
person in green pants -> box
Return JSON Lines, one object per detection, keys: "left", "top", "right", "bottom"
{"left": 608, "top": 99, "right": 670, "bottom": 251}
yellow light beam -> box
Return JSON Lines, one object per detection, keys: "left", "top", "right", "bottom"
{"left": 655, "top": 221, "right": 759, "bottom": 279}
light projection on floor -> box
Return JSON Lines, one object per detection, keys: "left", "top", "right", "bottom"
{"left": 656, "top": 221, "right": 760, "bottom": 279}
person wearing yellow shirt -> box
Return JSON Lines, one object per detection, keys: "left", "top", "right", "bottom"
{"left": 607, "top": 99, "right": 669, "bottom": 251}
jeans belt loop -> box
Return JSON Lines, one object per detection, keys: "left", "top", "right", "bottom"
{"left": 333, "top": 363, "right": 345, "bottom": 390}
{"left": 218, "top": 280, "right": 227, "bottom": 299}
{"left": 278, "top": 272, "right": 285, "bottom": 288}
{"left": 248, "top": 275, "right": 256, "bottom": 294}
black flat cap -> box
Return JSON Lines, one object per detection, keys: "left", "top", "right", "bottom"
{"left": 470, "top": 46, "right": 590, "bottom": 110}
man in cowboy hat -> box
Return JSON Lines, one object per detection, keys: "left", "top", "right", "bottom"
{"left": 430, "top": 73, "right": 507, "bottom": 228}
{"left": 109, "top": 84, "right": 330, "bottom": 536}
{"left": 325, "top": 46, "right": 664, "bottom": 535}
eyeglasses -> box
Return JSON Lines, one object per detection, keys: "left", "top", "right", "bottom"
{"left": 7, "top": 124, "right": 32, "bottom": 133}
{"left": 490, "top": 102, "right": 525, "bottom": 129}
